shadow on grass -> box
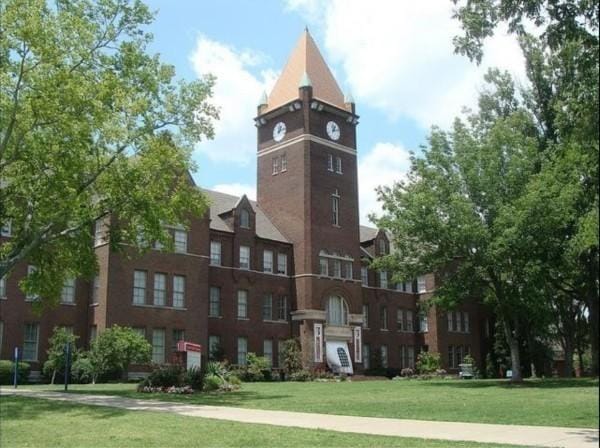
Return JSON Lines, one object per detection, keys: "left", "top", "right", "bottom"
{"left": 1, "top": 395, "right": 128, "bottom": 421}
{"left": 416, "top": 378, "right": 599, "bottom": 389}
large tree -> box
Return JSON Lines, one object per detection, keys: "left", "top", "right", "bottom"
{"left": 0, "top": 0, "right": 218, "bottom": 308}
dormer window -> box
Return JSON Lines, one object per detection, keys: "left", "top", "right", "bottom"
{"left": 379, "top": 238, "right": 386, "bottom": 255}
{"left": 240, "top": 209, "right": 250, "bottom": 229}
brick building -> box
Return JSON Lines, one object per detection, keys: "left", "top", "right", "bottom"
{"left": 0, "top": 30, "right": 490, "bottom": 377}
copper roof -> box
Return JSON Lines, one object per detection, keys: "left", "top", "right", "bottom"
{"left": 264, "top": 30, "right": 350, "bottom": 113}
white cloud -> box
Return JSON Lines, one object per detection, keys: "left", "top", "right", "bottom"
{"left": 211, "top": 183, "right": 257, "bottom": 200}
{"left": 189, "top": 36, "right": 278, "bottom": 165}
{"left": 286, "top": 0, "right": 526, "bottom": 129}
{"left": 358, "top": 142, "right": 411, "bottom": 225}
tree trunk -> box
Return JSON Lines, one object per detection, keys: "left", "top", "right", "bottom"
{"left": 51, "top": 369, "right": 56, "bottom": 385}
{"left": 563, "top": 338, "right": 574, "bottom": 378}
{"left": 502, "top": 319, "right": 522, "bottom": 381}
{"left": 588, "top": 295, "right": 598, "bottom": 376}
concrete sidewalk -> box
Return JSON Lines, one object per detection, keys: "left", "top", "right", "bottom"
{"left": 2, "top": 388, "right": 598, "bottom": 448}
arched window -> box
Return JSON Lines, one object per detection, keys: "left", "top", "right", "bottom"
{"left": 326, "top": 296, "right": 349, "bottom": 326}
{"left": 240, "top": 209, "right": 250, "bottom": 228}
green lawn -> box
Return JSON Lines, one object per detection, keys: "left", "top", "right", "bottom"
{"left": 0, "top": 396, "right": 526, "bottom": 448}
{"left": 25, "top": 377, "right": 599, "bottom": 428}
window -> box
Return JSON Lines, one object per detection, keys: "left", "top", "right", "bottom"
{"left": 173, "top": 275, "right": 185, "bottom": 308}
{"left": 463, "top": 312, "right": 470, "bottom": 333}
{"left": 1, "top": 275, "right": 7, "bottom": 298}
{"left": 277, "top": 253, "right": 287, "bottom": 275}
{"left": 262, "top": 294, "right": 273, "bottom": 320}
{"left": 237, "top": 337, "right": 248, "bottom": 365}
{"left": 26, "top": 265, "right": 38, "bottom": 301}
{"left": 263, "top": 339, "right": 273, "bottom": 366}
{"left": 419, "top": 313, "right": 429, "bottom": 332}
{"left": 272, "top": 156, "right": 279, "bottom": 175}
{"left": 455, "top": 311, "right": 462, "bottom": 332}
{"left": 447, "top": 312, "right": 454, "bottom": 332}
{"left": 408, "top": 346, "right": 415, "bottom": 368}
{"left": 380, "top": 271, "right": 388, "bottom": 289}
{"left": 405, "top": 281, "right": 413, "bottom": 293}
{"left": 448, "top": 345, "right": 455, "bottom": 368}
{"left": 335, "top": 156, "right": 342, "bottom": 174}
{"left": 94, "top": 220, "right": 104, "bottom": 246}
{"left": 381, "top": 345, "right": 388, "bottom": 368}
{"left": 239, "top": 245, "right": 250, "bottom": 270}
{"left": 344, "top": 262, "right": 353, "bottom": 279}
{"left": 379, "top": 239, "right": 386, "bottom": 255}
{"left": 237, "top": 290, "right": 248, "bottom": 319}
{"left": 397, "top": 309, "right": 405, "bottom": 331}
{"left": 60, "top": 278, "right": 76, "bottom": 304}
{"left": 240, "top": 209, "right": 250, "bottom": 229}
{"left": 455, "top": 345, "right": 463, "bottom": 368}
{"left": 132, "top": 327, "right": 146, "bottom": 338}
{"left": 89, "top": 325, "right": 97, "bottom": 343}
{"left": 210, "top": 241, "right": 222, "bottom": 266}
{"left": 277, "top": 296, "right": 287, "bottom": 320}
{"left": 153, "top": 273, "right": 166, "bottom": 306}
{"left": 401, "top": 345, "right": 415, "bottom": 368}
{"left": 406, "top": 310, "right": 414, "bottom": 332}
{"left": 326, "top": 296, "right": 348, "bottom": 326}
{"left": 319, "top": 258, "right": 328, "bottom": 276}
{"left": 337, "top": 347, "right": 350, "bottom": 367}
{"left": 172, "top": 329, "right": 185, "bottom": 351}
{"left": 327, "top": 154, "right": 334, "bottom": 171}
{"left": 208, "top": 335, "right": 221, "bottom": 360}
{"left": 209, "top": 287, "right": 221, "bottom": 317}
{"left": 152, "top": 329, "right": 165, "bottom": 363}
{"left": 174, "top": 230, "right": 187, "bottom": 253}
{"left": 91, "top": 276, "right": 99, "bottom": 304}
{"left": 263, "top": 250, "right": 273, "bottom": 273}
{"left": 363, "top": 344, "right": 370, "bottom": 369}
{"left": 281, "top": 153, "right": 287, "bottom": 172}
{"left": 362, "top": 304, "right": 369, "bottom": 328}
{"left": 23, "top": 323, "right": 39, "bottom": 361}
{"left": 361, "top": 267, "right": 368, "bottom": 286}
{"left": 1, "top": 220, "right": 11, "bottom": 237}
{"left": 333, "top": 259, "right": 342, "bottom": 277}
{"left": 417, "top": 276, "right": 427, "bottom": 293}
{"left": 380, "top": 306, "right": 388, "bottom": 330}
{"left": 133, "top": 270, "right": 146, "bottom": 305}
{"left": 331, "top": 190, "right": 340, "bottom": 226}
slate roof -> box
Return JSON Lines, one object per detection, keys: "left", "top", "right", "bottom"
{"left": 202, "top": 189, "right": 289, "bottom": 243}
{"left": 359, "top": 225, "right": 379, "bottom": 243}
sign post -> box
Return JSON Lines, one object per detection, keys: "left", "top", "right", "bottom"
{"left": 64, "top": 342, "right": 71, "bottom": 392}
{"left": 13, "top": 347, "right": 19, "bottom": 389}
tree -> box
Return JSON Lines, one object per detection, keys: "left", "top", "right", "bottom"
{"left": 280, "top": 339, "right": 303, "bottom": 377}
{"left": 88, "top": 325, "right": 151, "bottom": 382}
{"left": 0, "top": 0, "right": 218, "bottom": 308}
{"left": 43, "top": 326, "right": 79, "bottom": 384}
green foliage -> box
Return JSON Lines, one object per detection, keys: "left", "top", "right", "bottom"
{"left": 280, "top": 339, "right": 302, "bottom": 377}
{"left": 209, "top": 341, "right": 225, "bottom": 362}
{"left": 0, "top": 360, "right": 30, "bottom": 385}
{"left": 0, "top": 0, "right": 218, "bottom": 307}
{"left": 70, "top": 355, "right": 94, "bottom": 384}
{"left": 242, "top": 353, "right": 270, "bottom": 382}
{"left": 416, "top": 352, "right": 441, "bottom": 374}
{"left": 146, "top": 364, "right": 184, "bottom": 388}
{"left": 288, "top": 370, "right": 312, "bottom": 382}
{"left": 43, "top": 327, "right": 79, "bottom": 383}
{"left": 485, "top": 353, "right": 497, "bottom": 379}
{"left": 183, "top": 366, "right": 205, "bottom": 391}
{"left": 203, "top": 374, "right": 223, "bottom": 392}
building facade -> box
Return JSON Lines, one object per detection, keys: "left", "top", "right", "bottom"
{"left": 0, "top": 31, "right": 490, "bottom": 377}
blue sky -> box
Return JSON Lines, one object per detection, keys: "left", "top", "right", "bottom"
{"left": 143, "top": 0, "right": 524, "bottom": 224}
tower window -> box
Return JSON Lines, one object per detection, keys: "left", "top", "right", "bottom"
{"left": 327, "top": 154, "right": 334, "bottom": 172}
{"left": 335, "top": 156, "right": 342, "bottom": 174}
{"left": 331, "top": 189, "right": 340, "bottom": 226}
{"left": 272, "top": 157, "right": 279, "bottom": 175}
{"left": 281, "top": 153, "right": 287, "bottom": 172}
{"left": 240, "top": 209, "right": 250, "bottom": 229}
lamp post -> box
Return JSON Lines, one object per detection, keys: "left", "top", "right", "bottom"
{"left": 64, "top": 342, "right": 71, "bottom": 392}
{"left": 13, "top": 347, "right": 19, "bottom": 389}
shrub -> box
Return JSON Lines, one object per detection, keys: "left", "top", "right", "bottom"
{"left": 416, "top": 351, "right": 441, "bottom": 374}
{"left": 0, "top": 360, "right": 31, "bottom": 385}
{"left": 183, "top": 366, "right": 204, "bottom": 391}
{"left": 71, "top": 355, "right": 94, "bottom": 384}
{"left": 204, "top": 374, "right": 223, "bottom": 391}
{"left": 485, "top": 353, "right": 497, "bottom": 379}
{"left": 280, "top": 339, "right": 303, "bottom": 377}
{"left": 400, "top": 367, "right": 414, "bottom": 377}
{"left": 289, "top": 370, "right": 312, "bottom": 382}
{"left": 43, "top": 326, "right": 79, "bottom": 384}
{"left": 242, "top": 353, "right": 270, "bottom": 382}
{"left": 147, "top": 364, "right": 184, "bottom": 388}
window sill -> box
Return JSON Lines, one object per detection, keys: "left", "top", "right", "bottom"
{"left": 60, "top": 302, "right": 77, "bottom": 306}
{"left": 89, "top": 303, "right": 99, "bottom": 307}
{"left": 209, "top": 315, "right": 223, "bottom": 319}
{"left": 263, "top": 319, "right": 288, "bottom": 324}
{"left": 0, "top": 296, "right": 7, "bottom": 300}
{"left": 132, "top": 304, "right": 187, "bottom": 311}
{"left": 380, "top": 328, "right": 390, "bottom": 332}
{"left": 236, "top": 317, "right": 250, "bottom": 321}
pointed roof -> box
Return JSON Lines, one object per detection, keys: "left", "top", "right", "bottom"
{"left": 264, "top": 30, "right": 349, "bottom": 113}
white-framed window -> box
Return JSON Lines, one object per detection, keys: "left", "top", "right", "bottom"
{"left": 363, "top": 344, "right": 370, "bottom": 369}
{"left": 361, "top": 267, "right": 368, "bottom": 286}
{"left": 263, "top": 339, "right": 273, "bottom": 366}
{"left": 447, "top": 312, "right": 454, "bottom": 332}
{"left": 463, "top": 311, "right": 470, "bottom": 333}
{"left": 335, "top": 156, "right": 342, "bottom": 174}
{"left": 23, "top": 323, "right": 39, "bottom": 361}
{"left": 408, "top": 346, "right": 415, "bottom": 368}
{"left": 173, "top": 275, "right": 185, "bottom": 308}
{"left": 405, "top": 281, "right": 413, "bottom": 293}
{"left": 380, "top": 306, "right": 388, "bottom": 330}
{"left": 380, "top": 271, "right": 388, "bottom": 289}
{"left": 0, "top": 275, "right": 6, "bottom": 298}
{"left": 448, "top": 345, "right": 455, "bottom": 368}
{"left": 61, "top": 278, "right": 76, "bottom": 304}
{"left": 319, "top": 257, "right": 328, "bottom": 276}
{"left": 210, "top": 241, "right": 222, "bottom": 266}
{"left": 277, "top": 253, "right": 287, "bottom": 275}
{"left": 381, "top": 345, "right": 388, "bottom": 368}
{"left": 344, "top": 262, "right": 353, "bottom": 279}
{"left": 91, "top": 275, "right": 99, "bottom": 304}
{"left": 406, "top": 310, "right": 414, "bottom": 332}
{"left": 455, "top": 311, "right": 462, "bottom": 332}
{"left": 239, "top": 245, "right": 250, "bottom": 270}
{"left": 379, "top": 239, "right": 386, "bottom": 255}
{"left": 327, "top": 154, "right": 334, "bottom": 172}
{"left": 237, "top": 290, "right": 248, "bottom": 319}
{"left": 362, "top": 304, "right": 369, "bottom": 328}
{"left": 240, "top": 209, "right": 250, "bottom": 229}
{"left": 397, "top": 309, "right": 405, "bottom": 331}
{"left": 263, "top": 250, "right": 273, "bottom": 273}
{"left": 277, "top": 296, "right": 287, "bottom": 320}
{"left": 417, "top": 276, "right": 427, "bottom": 293}
{"left": 1, "top": 220, "right": 11, "bottom": 237}
{"left": 419, "top": 313, "right": 429, "bottom": 332}
{"left": 237, "top": 336, "right": 248, "bottom": 365}
{"left": 94, "top": 220, "right": 104, "bottom": 246}
{"left": 262, "top": 294, "right": 273, "bottom": 320}
{"left": 174, "top": 230, "right": 187, "bottom": 253}
{"left": 272, "top": 156, "right": 279, "bottom": 175}
{"left": 25, "top": 265, "right": 38, "bottom": 301}
{"left": 331, "top": 190, "right": 340, "bottom": 226}
{"left": 153, "top": 273, "right": 166, "bottom": 306}
{"left": 326, "top": 296, "right": 348, "bottom": 326}
{"left": 209, "top": 287, "right": 221, "bottom": 317}
{"left": 133, "top": 270, "right": 146, "bottom": 305}
{"left": 281, "top": 153, "right": 287, "bottom": 172}
{"left": 208, "top": 335, "right": 221, "bottom": 360}
{"left": 333, "top": 259, "right": 342, "bottom": 278}
{"left": 152, "top": 329, "right": 165, "bottom": 363}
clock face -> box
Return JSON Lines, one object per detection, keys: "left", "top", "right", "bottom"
{"left": 326, "top": 121, "right": 340, "bottom": 141}
{"left": 273, "top": 122, "right": 286, "bottom": 142}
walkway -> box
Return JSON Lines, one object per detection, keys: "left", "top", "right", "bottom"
{"left": 2, "top": 388, "right": 598, "bottom": 448}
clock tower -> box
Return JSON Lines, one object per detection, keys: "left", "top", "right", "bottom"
{"left": 256, "top": 30, "right": 363, "bottom": 369}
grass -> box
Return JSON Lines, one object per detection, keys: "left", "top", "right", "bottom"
{"left": 0, "top": 396, "right": 527, "bottom": 448}
{"left": 24, "top": 377, "right": 599, "bottom": 428}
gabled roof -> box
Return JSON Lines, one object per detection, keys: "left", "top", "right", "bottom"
{"left": 202, "top": 189, "right": 289, "bottom": 243}
{"left": 264, "top": 29, "right": 350, "bottom": 113}
{"left": 360, "top": 225, "right": 379, "bottom": 243}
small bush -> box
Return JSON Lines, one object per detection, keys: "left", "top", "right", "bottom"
{"left": 0, "top": 360, "right": 31, "bottom": 385}
{"left": 280, "top": 339, "right": 303, "bottom": 377}
{"left": 147, "top": 364, "right": 184, "bottom": 388}
{"left": 204, "top": 374, "right": 223, "bottom": 391}
{"left": 401, "top": 367, "right": 414, "bottom": 377}
{"left": 183, "top": 366, "right": 204, "bottom": 391}
{"left": 71, "top": 356, "right": 94, "bottom": 384}
{"left": 289, "top": 370, "right": 312, "bottom": 382}
{"left": 416, "top": 352, "right": 441, "bottom": 374}
{"left": 228, "top": 375, "right": 242, "bottom": 386}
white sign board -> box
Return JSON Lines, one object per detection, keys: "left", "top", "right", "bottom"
{"left": 187, "top": 351, "right": 201, "bottom": 370}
